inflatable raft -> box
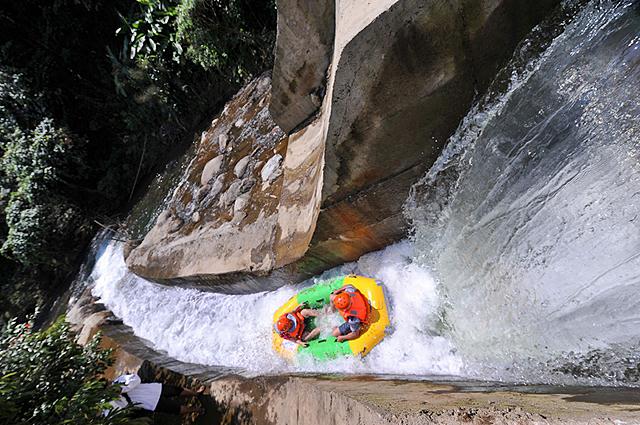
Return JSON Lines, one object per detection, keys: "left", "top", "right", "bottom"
{"left": 272, "top": 275, "right": 390, "bottom": 360}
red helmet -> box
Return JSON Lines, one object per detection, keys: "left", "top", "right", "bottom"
{"left": 276, "top": 315, "right": 293, "bottom": 333}
{"left": 333, "top": 292, "right": 351, "bottom": 310}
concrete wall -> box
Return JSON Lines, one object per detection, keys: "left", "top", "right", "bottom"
{"left": 269, "top": 0, "right": 560, "bottom": 276}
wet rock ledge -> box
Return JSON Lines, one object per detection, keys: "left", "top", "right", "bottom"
{"left": 126, "top": 74, "right": 326, "bottom": 283}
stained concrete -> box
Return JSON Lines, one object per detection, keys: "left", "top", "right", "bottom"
{"left": 269, "top": 0, "right": 335, "bottom": 133}
{"left": 266, "top": 0, "right": 562, "bottom": 277}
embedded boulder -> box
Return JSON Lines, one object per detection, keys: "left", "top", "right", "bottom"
{"left": 126, "top": 74, "right": 326, "bottom": 282}
{"left": 201, "top": 155, "right": 224, "bottom": 185}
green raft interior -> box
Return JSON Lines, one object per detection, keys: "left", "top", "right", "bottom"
{"left": 273, "top": 274, "right": 390, "bottom": 360}
{"left": 296, "top": 277, "right": 354, "bottom": 360}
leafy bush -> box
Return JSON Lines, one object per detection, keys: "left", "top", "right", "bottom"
{"left": 0, "top": 266, "right": 44, "bottom": 324}
{"left": 0, "top": 71, "right": 43, "bottom": 144}
{"left": 0, "top": 69, "right": 92, "bottom": 318}
{"left": 1, "top": 119, "right": 90, "bottom": 269}
{"left": 118, "top": 0, "right": 276, "bottom": 82}
{"left": 117, "top": 0, "right": 182, "bottom": 63}
{"left": 175, "top": 0, "right": 276, "bottom": 81}
{"left": 0, "top": 316, "right": 145, "bottom": 425}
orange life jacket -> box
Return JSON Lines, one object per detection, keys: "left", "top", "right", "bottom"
{"left": 277, "top": 309, "right": 305, "bottom": 340}
{"left": 337, "top": 289, "right": 370, "bottom": 324}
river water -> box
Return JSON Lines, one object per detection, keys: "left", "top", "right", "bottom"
{"left": 88, "top": 0, "right": 640, "bottom": 385}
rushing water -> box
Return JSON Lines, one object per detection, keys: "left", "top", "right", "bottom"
{"left": 91, "top": 241, "right": 463, "bottom": 376}
{"left": 87, "top": 0, "right": 640, "bottom": 385}
{"left": 407, "top": 0, "right": 640, "bottom": 384}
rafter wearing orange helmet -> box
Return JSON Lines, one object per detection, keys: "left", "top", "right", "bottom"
{"left": 273, "top": 303, "right": 321, "bottom": 346}
{"left": 330, "top": 285, "right": 370, "bottom": 342}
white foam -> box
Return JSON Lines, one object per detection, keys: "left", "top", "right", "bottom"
{"left": 91, "top": 241, "right": 463, "bottom": 376}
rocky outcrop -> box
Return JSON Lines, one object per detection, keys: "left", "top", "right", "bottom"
{"left": 125, "top": 74, "right": 325, "bottom": 281}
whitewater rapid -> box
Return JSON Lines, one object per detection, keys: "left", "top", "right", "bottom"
{"left": 407, "top": 0, "right": 640, "bottom": 384}
{"left": 88, "top": 0, "right": 640, "bottom": 385}
{"left": 92, "top": 241, "right": 463, "bottom": 376}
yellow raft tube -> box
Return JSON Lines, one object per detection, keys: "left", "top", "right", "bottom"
{"left": 272, "top": 275, "right": 390, "bottom": 360}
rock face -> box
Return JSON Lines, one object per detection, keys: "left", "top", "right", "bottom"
{"left": 128, "top": 0, "right": 560, "bottom": 282}
{"left": 200, "top": 155, "right": 224, "bottom": 185}
{"left": 269, "top": 0, "right": 335, "bottom": 133}
{"left": 126, "top": 74, "right": 325, "bottom": 281}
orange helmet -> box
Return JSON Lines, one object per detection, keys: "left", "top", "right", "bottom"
{"left": 333, "top": 292, "right": 351, "bottom": 310}
{"left": 276, "top": 315, "right": 293, "bottom": 333}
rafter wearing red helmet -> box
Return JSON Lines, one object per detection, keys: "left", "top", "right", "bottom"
{"left": 273, "top": 303, "right": 321, "bottom": 347}
{"left": 330, "top": 284, "right": 370, "bottom": 343}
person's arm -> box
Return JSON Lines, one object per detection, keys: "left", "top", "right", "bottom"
{"left": 294, "top": 302, "right": 309, "bottom": 312}
{"left": 331, "top": 285, "right": 347, "bottom": 295}
{"left": 284, "top": 333, "right": 308, "bottom": 346}
{"left": 336, "top": 330, "right": 360, "bottom": 342}
{"left": 281, "top": 332, "right": 307, "bottom": 346}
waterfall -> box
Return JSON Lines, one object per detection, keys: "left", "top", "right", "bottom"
{"left": 91, "top": 241, "right": 463, "bottom": 376}
{"left": 406, "top": 0, "right": 640, "bottom": 384}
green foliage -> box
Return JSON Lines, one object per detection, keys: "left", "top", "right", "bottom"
{"left": 118, "top": 0, "right": 276, "bottom": 82}
{"left": 0, "top": 266, "right": 45, "bottom": 323}
{"left": 117, "top": 0, "right": 182, "bottom": 63}
{"left": 0, "top": 316, "right": 145, "bottom": 425}
{"left": 105, "top": 0, "right": 278, "bottom": 203}
{"left": 0, "top": 0, "right": 277, "bottom": 319}
{"left": 2, "top": 118, "right": 87, "bottom": 188}
{"left": 1, "top": 119, "right": 89, "bottom": 269}
{"left": 0, "top": 71, "right": 43, "bottom": 145}
{"left": 0, "top": 70, "right": 85, "bottom": 318}
{"left": 175, "top": 0, "right": 276, "bottom": 81}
